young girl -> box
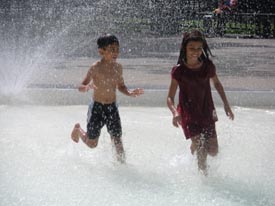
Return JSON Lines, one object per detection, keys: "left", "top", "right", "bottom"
{"left": 167, "top": 30, "right": 234, "bottom": 175}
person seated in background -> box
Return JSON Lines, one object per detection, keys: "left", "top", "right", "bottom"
{"left": 214, "top": 0, "right": 238, "bottom": 14}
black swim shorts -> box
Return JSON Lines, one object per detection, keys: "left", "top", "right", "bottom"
{"left": 87, "top": 101, "right": 122, "bottom": 139}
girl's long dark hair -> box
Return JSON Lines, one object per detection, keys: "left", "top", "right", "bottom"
{"left": 177, "top": 30, "right": 213, "bottom": 65}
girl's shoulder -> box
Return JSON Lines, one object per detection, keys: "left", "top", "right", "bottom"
{"left": 171, "top": 64, "right": 182, "bottom": 74}
{"left": 202, "top": 59, "right": 216, "bottom": 77}
{"left": 203, "top": 58, "right": 214, "bottom": 65}
{"left": 203, "top": 59, "right": 216, "bottom": 69}
{"left": 172, "top": 63, "right": 181, "bottom": 70}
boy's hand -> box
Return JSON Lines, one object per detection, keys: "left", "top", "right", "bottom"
{"left": 130, "top": 88, "right": 144, "bottom": 97}
{"left": 79, "top": 83, "right": 97, "bottom": 92}
{"left": 88, "top": 83, "right": 97, "bottom": 90}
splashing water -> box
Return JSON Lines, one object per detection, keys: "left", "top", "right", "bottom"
{"left": 0, "top": 2, "right": 125, "bottom": 99}
{"left": 0, "top": 106, "right": 274, "bottom": 206}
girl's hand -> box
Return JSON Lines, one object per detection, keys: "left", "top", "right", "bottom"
{"left": 130, "top": 88, "right": 144, "bottom": 97}
{"left": 224, "top": 105, "right": 234, "bottom": 120}
{"left": 172, "top": 115, "right": 182, "bottom": 127}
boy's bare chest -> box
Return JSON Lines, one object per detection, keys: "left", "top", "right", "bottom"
{"left": 95, "top": 69, "right": 119, "bottom": 83}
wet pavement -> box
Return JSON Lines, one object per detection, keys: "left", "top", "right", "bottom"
{"left": 1, "top": 37, "right": 274, "bottom": 107}
{"left": 30, "top": 37, "right": 275, "bottom": 92}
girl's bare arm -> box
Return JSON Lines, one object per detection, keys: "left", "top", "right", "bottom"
{"left": 211, "top": 75, "right": 234, "bottom": 120}
{"left": 167, "top": 78, "right": 182, "bottom": 127}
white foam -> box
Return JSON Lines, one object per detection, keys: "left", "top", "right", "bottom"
{"left": 0, "top": 106, "right": 274, "bottom": 206}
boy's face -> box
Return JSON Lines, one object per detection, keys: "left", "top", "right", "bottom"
{"left": 99, "top": 43, "right": 120, "bottom": 62}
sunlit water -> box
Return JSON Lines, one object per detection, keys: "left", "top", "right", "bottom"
{"left": 0, "top": 105, "right": 274, "bottom": 206}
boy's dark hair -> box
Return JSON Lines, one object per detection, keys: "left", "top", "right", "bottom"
{"left": 177, "top": 30, "right": 213, "bottom": 65}
{"left": 97, "top": 34, "right": 119, "bottom": 49}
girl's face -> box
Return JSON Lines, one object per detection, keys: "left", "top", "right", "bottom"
{"left": 185, "top": 41, "right": 203, "bottom": 64}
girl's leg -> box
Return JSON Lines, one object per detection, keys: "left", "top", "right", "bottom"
{"left": 207, "top": 137, "right": 219, "bottom": 156}
{"left": 71, "top": 123, "right": 99, "bottom": 148}
{"left": 111, "top": 136, "right": 125, "bottom": 163}
{"left": 191, "top": 134, "right": 207, "bottom": 174}
{"left": 203, "top": 124, "right": 218, "bottom": 156}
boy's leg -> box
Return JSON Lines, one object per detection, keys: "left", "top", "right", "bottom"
{"left": 105, "top": 103, "right": 125, "bottom": 163}
{"left": 71, "top": 123, "right": 82, "bottom": 143}
{"left": 111, "top": 136, "right": 125, "bottom": 163}
{"left": 71, "top": 123, "right": 99, "bottom": 148}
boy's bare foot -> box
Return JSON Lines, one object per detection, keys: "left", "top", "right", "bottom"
{"left": 117, "top": 152, "right": 126, "bottom": 164}
{"left": 71, "top": 123, "right": 80, "bottom": 143}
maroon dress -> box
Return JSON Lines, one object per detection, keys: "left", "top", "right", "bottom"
{"left": 171, "top": 59, "right": 218, "bottom": 139}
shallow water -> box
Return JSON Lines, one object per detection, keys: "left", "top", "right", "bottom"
{"left": 0, "top": 105, "right": 274, "bottom": 206}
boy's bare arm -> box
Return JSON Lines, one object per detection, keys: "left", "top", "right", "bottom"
{"left": 78, "top": 66, "right": 96, "bottom": 92}
{"left": 117, "top": 83, "right": 130, "bottom": 96}
{"left": 117, "top": 83, "right": 144, "bottom": 97}
{"left": 116, "top": 65, "right": 130, "bottom": 96}
{"left": 116, "top": 65, "right": 144, "bottom": 97}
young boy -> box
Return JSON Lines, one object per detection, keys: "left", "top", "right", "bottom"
{"left": 71, "top": 34, "right": 144, "bottom": 163}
